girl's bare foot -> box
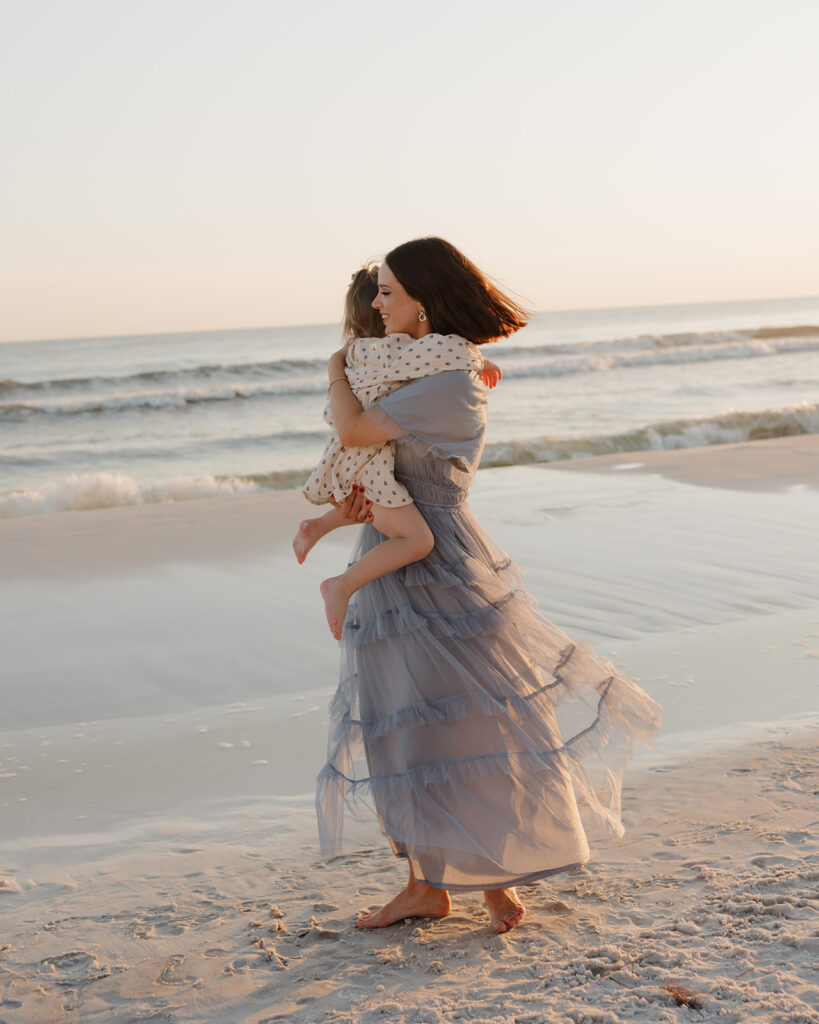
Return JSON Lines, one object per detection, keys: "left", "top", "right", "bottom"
{"left": 293, "top": 519, "right": 322, "bottom": 564}
{"left": 483, "top": 888, "right": 525, "bottom": 934}
{"left": 357, "top": 883, "right": 451, "bottom": 929}
{"left": 320, "top": 576, "right": 351, "bottom": 640}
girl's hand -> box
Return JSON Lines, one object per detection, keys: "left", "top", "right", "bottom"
{"left": 329, "top": 486, "right": 373, "bottom": 523}
{"left": 480, "top": 358, "right": 503, "bottom": 389}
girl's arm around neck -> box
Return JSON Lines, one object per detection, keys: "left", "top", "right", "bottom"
{"left": 328, "top": 348, "right": 392, "bottom": 447}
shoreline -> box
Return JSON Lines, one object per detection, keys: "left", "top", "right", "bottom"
{"left": 2, "top": 432, "right": 817, "bottom": 743}
{"left": 539, "top": 432, "right": 819, "bottom": 492}
{"left": 3, "top": 434, "right": 819, "bottom": 582}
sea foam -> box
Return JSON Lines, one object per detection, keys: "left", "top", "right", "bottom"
{"left": 4, "top": 403, "right": 817, "bottom": 518}
{"left": 480, "top": 402, "right": 819, "bottom": 468}
{"left": 0, "top": 472, "right": 261, "bottom": 518}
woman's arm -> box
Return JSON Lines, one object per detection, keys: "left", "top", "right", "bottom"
{"left": 327, "top": 347, "right": 393, "bottom": 447}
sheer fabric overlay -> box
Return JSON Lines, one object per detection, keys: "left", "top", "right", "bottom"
{"left": 315, "top": 371, "right": 662, "bottom": 892}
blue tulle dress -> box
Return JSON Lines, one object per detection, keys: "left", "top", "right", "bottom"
{"left": 315, "top": 370, "right": 662, "bottom": 892}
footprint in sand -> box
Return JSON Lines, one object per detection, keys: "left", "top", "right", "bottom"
{"left": 39, "top": 950, "right": 111, "bottom": 987}
{"left": 750, "top": 854, "right": 799, "bottom": 867}
{"left": 42, "top": 951, "right": 95, "bottom": 971}
{"left": 237, "top": 897, "right": 271, "bottom": 914}
{"left": 298, "top": 925, "right": 341, "bottom": 944}
{"left": 782, "top": 830, "right": 811, "bottom": 844}
{"left": 224, "top": 952, "right": 278, "bottom": 974}
{"left": 542, "top": 900, "right": 572, "bottom": 914}
{"left": 131, "top": 901, "right": 220, "bottom": 939}
{"left": 141, "top": 918, "right": 186, "bottom": 937}
{"left": 156, "top": 955, "right": 191, "bottom": 986}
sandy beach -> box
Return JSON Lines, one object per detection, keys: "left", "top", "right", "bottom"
{"left": 2, "top": 435, "right": 818, "bottom": 1023}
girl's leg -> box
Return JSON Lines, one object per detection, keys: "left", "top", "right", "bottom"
{"left": 356, "top": 861, "right": 451, "bottom": 929}
{"left": 320, "top": 502, "right": 434, "bottom": 639}
{"left": 293, "top": 507, "right": 350, "bottom": 564}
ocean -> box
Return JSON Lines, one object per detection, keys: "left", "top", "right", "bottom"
{"left": 3, "top": 295, "right": 819, "bottom": 518}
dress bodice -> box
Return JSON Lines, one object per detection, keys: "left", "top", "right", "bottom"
{"left": 392, "top": 437, "right": 476, "bottom": 507}
{"left": 364, "top": 369, "right": 488, "bottom": 508}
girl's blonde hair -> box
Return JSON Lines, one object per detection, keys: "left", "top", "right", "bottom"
{"left": 343, "top": 263, "right": 383, "bottom": 343}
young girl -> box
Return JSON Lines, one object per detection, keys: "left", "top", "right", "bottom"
{"left": 294, "top": 265, "right": 502, "bottom": 640}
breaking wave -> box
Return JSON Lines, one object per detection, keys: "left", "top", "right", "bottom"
{"left": 480, "top": 402, "right": 819, "bottom": 468}
{"left": 4, "top": 401, "right": 817, "bottom": 518}
{"left": 0, "top": 472, "right": 264, "bottom": 519}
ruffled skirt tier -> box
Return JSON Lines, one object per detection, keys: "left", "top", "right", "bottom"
{"left": 316, "top": 500, "right": 661, "bottom": 891}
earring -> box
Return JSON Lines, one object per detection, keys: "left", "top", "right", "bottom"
{"left": 418, "top": 308, "right": 428, "bottom": 323}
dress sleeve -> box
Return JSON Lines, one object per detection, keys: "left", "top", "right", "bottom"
{"left": 364, "top": 370, "right": 488, "bottom": 469}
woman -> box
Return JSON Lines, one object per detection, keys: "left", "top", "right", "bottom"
{"left": 315, "top": 237, "right": 662, "bottom": 933}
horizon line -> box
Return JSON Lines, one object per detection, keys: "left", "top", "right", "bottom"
{"left": 3, "top": 292, "right": 818, "bottom": 347}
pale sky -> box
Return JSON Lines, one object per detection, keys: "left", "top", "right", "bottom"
{"left": 1, "top": 0, "right": 817, "bottom": 343}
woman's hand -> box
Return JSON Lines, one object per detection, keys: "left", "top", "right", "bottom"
{"left": 328, "top": 345, "right": 348, "bottom": 379}
{"left": 329, "top": 486, "right": 374, "bottom": 523}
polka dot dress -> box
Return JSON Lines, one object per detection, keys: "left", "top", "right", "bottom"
{"left": 302, "top": 334, "right": 484, "bottom": 509}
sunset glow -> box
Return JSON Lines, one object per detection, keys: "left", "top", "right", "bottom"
{"left": 1, "top": 0, "right": 817, "bottom": 342}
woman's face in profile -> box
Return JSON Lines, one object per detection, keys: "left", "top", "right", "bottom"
{"left": 373, "top": 262, "right": 425, "bottom": 338}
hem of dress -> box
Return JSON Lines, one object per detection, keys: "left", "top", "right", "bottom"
{"left": 301, "top": 489, "right": 331, "bottom": 507}
{"left": 301, "top": 486, "right": 414, "bottom": 511}
{"left": 406, "top": 859, "right": 588, "bottom": 893}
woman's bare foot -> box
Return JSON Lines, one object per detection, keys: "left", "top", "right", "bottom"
{"left": 483, "top": 888, "right": 525, "bottom": 934}
{"left": 357, "top": 882, "right": 451, "bottom": 929}
{"left": 293, "top": 519, "right": 322, "bottom": 564}
{"left": 320, "top": 576, "right": 351, "bottom": 640}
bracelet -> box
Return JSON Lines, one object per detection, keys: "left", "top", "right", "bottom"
{"left": 328, "top": 376, "right": 348, "bottom": 392}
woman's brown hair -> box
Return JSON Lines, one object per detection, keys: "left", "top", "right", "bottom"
{"left": 384, "top": 237, "right": 529, "bottom": 344}
{"left": 343, "top": 264, "right": 383, "bottom": 342}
